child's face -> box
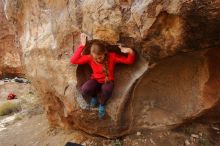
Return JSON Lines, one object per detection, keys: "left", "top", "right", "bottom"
{"left": 91, "top": 53, "right": 105, "bottom": 63}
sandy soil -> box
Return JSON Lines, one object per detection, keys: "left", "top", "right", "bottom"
{"left": 1, "top": 111, "right": 220, "bottom": 146}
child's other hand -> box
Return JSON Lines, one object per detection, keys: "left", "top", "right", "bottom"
{"left": 80, "top": 33, "right": 87, "bottom": 46}
{"left": 118, "top": 45, "right": 134, "bottom": 54}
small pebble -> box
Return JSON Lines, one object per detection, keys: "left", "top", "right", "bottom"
{"left": 211, "top": 126, "right": 220, "bottom": 131}
{"left": 199, "top": 132, "right": 203, "bottom": 137}
{"left": 185, "top": 139, "right": 190, "bottom": 146}
{"left": 136, "top": 131, "right": 141, "bottom": 136}
{"left": 149, "top": 138, "right": 156, "bottom": 145}
{"left": 191, "top": 134, "right": 199, "bottom": 139}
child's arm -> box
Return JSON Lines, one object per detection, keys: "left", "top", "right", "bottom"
{"left": 114, "top": 46, "right": 136, "bottom": 64}
{"left": 70, "top": 44, "right": 91, "bottom": 64}
{"left": 70, "top": 33, "right": 91, "bottom": 64}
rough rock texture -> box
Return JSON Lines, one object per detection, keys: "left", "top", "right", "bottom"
{"left": 2, "top": 0, "right": 220, "bottom": 137}
{"left": 131, "top": 49, "right": 220, "bottom": 130}
{"left": 0, "top": 0, "right": 24, "bottom": 78}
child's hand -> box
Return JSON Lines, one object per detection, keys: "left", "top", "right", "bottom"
{"left": 80, "top": 33, "right": 87, "bottom": 46}
{"left": 118, "top": 45, "right": 134, "bottom": 54}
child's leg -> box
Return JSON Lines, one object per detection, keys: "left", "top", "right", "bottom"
{"left": 80, "top": 79, "right": 100, "bottom": 97}
{"left": 98, "top": 82, "right": 114, "bottom": 118}
{"left": 100, "top": 81, "right": 114, "bottom": 105}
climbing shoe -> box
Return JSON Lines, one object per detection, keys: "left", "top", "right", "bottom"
{"left": 98, "top": 104, "right": 105, "bottom": 119}
{"left": 90, "top": 97, "right": 97, "bottom": 107}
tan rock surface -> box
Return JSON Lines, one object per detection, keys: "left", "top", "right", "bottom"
{"left": 0, "top": 0, "right": 24, "bottom": 78}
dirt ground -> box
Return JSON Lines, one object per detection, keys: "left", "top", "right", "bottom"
{"left": 0, "top": 113, "right": 99, "bottom": 146}
{"left": 1, "top": 112, "right": 220, "bottom": 146}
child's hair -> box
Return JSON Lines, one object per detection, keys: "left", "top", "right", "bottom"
{"left": 90, "top": 40, "right": 107, "bottom": 55}
{"left": 90, "top": 40, "right": 109, "bottom": 83}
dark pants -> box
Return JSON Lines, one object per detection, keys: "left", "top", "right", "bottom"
{"left": 80, "top": 79, "right": 114, "bottom": 105}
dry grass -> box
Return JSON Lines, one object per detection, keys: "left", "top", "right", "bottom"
{"left": 0, "top": 101, "right": 21, "bottom": 116}
{"left": 0, "top": 92, "right": 42, "bottom": 117}
{"left": 14, "top": 114, "right": 24, "bottom": 121}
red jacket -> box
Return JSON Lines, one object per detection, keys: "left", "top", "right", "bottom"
{"left": 70, "top": 44, "right": 135, "bottom": 83}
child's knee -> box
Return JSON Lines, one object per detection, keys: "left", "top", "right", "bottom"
{"left": 81, "top": 85, "right": 92, "bottom": 95}
{"left": 102, "top": 84, "right": 113, "bottom": 94}
{"left": 80, "top": 80, "right": 98, "bottom": 95}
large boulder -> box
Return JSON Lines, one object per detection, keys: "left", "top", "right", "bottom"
{"left": 2, "top": 0, "right": 220, "bottom": 138}
{"left": 0, "top": 0, "right": 24, "bottom": 78}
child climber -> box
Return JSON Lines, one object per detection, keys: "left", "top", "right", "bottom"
{"left": 70, "top": 33, "right": 135, "bottom": 118}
